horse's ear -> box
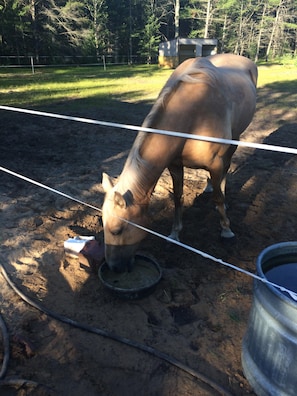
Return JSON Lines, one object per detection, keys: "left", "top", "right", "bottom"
{"left": 114, "top": 191, "right": 126, "bottom": 209}
{"left": 102, "top": 172, "right": 114, "bottom": 192}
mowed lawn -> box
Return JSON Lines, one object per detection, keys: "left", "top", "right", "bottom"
{"left": 0, "top": 61, "right": 296, "bottom": 112}
{"left": 0, "top": 65, "right": 172, "bottom": 109}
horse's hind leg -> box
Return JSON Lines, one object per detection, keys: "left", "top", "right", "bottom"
{"left": 215, "top": 178, "right": 235, "bottom": 239}
{"left": 210, "top": 158, "right": 235, "bottom": 239}
{"left": 168, "top": 164, "right": 184, "bottom": 240}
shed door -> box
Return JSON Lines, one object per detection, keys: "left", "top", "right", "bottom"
{"left": 178, "top": 44, "right": 196, "bottom": 64}
{"left": 202, "top": 45, "right": 216, "bottom": 57}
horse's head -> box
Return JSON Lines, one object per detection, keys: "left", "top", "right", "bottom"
{"left": 101, "top": 173, "right": 148, "bottom": 272}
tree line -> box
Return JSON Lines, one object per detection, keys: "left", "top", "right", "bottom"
{"left": 0, "top": 0, "right": 296, "bottom": 65}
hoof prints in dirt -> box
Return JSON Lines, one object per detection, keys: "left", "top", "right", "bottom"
{"left": 1, "top": 110, "right": 296, "bottom": 395}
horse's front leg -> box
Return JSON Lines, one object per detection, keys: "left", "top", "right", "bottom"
{"left": 210, "top": 169, "right": 235, "bottom": 239}
{"left": 168, "top": 165, "right": 184, "bottom": 241}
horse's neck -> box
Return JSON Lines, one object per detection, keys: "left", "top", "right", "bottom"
{"left": 118, "top": 138, "right": 165, "bottom": 204}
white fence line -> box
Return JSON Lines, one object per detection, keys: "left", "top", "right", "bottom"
{"left": 1, "top": 105, "right": 297, "bottom": 301}
{"left": 1, "top": 165, "right": 297, "bottom": 301}
{"left": 0, "top": 55, "right": 153, "bottom": 68}
{"left": 1, "top": 105, "right": 297, "bottom": 155}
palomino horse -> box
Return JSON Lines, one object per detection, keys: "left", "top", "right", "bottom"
{"left": 102, "top": 54, "right": 257, "bottom": 272}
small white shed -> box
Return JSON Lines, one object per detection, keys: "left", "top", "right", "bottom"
{"left": 158, "top": 38, "right": 218, "bottom": 68}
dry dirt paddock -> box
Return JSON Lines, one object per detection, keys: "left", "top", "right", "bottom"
{"left": 0, "top": 78, "right": 296, "bottom": 395}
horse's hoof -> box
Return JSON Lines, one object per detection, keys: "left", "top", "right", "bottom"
{"left": 220, "top": 234, "right": 237, "bottom": 246}
{"left": 220, "top": 228, "right": 235, "bottom": 239}
{"left": 167, "top": 232, "right": 180, "bottom": 242}
{"left": 203, "top": 185, "right": 213, "bottom": 194}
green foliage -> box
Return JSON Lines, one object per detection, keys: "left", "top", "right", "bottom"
{"left": 136, "top": 2, "right": 162, "bottom": 63}
{"left": 43, "top": 0, "right": 89, "bottom": 50}
{"left": 0, "top": 0, "right": 297, "bottom": 62}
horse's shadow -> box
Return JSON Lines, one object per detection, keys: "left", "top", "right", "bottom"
{"left": 152, "top": 118, "right": 297, "bottom": 242}
{"left": 228, "top": 122, "right": 297, "bottom": 228}
{"left": 145, "top": 123, "right": 297, "bottom": 259}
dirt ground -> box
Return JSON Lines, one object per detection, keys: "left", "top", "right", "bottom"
{"left": 0, "top": 82, "right": 296, "bottom": 396}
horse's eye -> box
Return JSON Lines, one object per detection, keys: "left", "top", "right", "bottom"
{"left": 111, "top": 227, "right": 123, "bottom": 236}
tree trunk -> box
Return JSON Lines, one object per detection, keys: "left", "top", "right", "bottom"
{"left": 204, "top": 0, "right": 211, "bottom": 38}
{"left": 93, "top": 0, "right": 100, "bottom": 62}
{"left": 234, "top": 1, "right": 244, "bottom": 54}
{"left": 221, "top": 13, "right": 227, "bottom": 53}
{"left": 174, "top": 0, "right": 180, "bottom": 38}
{"left": 30, "top": 0, "right": 39, "bottom": 61}
{"left": 255, "top": 2, "right": 267, "bottom": 62}
{"left": 266, "top": 0, "right": 283, "bottom": 60}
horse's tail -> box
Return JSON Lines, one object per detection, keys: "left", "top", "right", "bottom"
{"left": 249, "top": 66, "right": 258, "bottom": 87}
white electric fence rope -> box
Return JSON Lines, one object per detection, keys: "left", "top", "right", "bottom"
{"left": 1, "top": 105, "right": 297, "bottom": 155}
{"left": 1, "top": 165, "right": 297, "bottom": 302}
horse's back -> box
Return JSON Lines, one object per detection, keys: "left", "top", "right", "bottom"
{"left": 164, "top": 54, "right": 257, "bottom": 130}
{"left": 165, "top": 54, "right": 257, "bottom": 90}
{"left": 208, "top": 53, "right": 258, "bottom": 87}
{"left": 182, "top": 54, "right": 257, "bottom": 129}
{"left": 142, "top": 53, "right": 257, "bottom": 166}
{"left": 210, "top": 54, "right": 257, "bottom": 135}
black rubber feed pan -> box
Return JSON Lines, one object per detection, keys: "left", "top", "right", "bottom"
{"left": 99, "top": 254, "right": 162, "bottom": 299}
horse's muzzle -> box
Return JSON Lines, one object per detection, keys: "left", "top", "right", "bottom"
{"left": 104, "top": 243, "right": 138, "bottom": 272}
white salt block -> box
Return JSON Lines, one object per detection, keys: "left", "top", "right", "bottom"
{"left": 64, "top": 236, "right": 95, "bottom": 258}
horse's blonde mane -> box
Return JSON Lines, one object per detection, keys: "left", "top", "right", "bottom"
{"left": 118, "top": 58, "right": 220, "bottom": 200}
{"left": 143, "top": 58, "right": 217, "bottom": 129}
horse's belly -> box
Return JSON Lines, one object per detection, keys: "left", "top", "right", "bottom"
{"left": 180, "top": 140, "right": 226, "bottom": 170}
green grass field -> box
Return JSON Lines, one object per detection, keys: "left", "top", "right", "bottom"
{"left": 0, "top": 65, "right": 172, "bottom": 108}
{"left": 0, "top": 62, "right": 296, "bottom": 111}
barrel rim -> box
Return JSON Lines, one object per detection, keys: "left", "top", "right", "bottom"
{"left": 256, "top": 241, "right": 297, "bottom": 306}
